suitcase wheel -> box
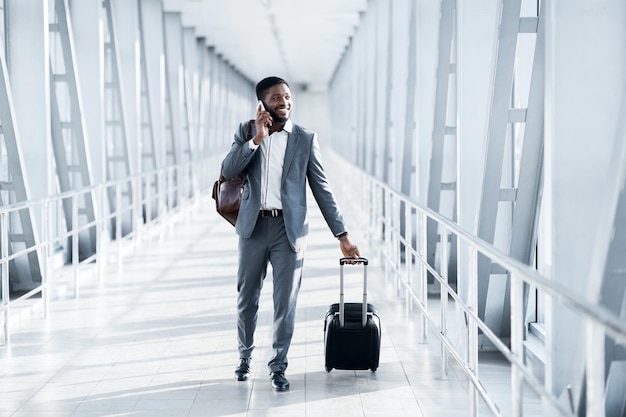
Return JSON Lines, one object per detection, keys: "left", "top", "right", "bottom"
{"left": 325, "top": 366, "right": 332, "bottom": 372}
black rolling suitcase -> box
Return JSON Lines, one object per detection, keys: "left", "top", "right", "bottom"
{"left": 324, "top": 257, "right": 381, "bottom": 372}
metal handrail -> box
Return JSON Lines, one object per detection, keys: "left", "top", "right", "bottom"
{"left": 1, "top": 157, "right": 219, "bottom": 346}
{"left": 328, "top": 154, "right": 626, "bottom": 417}
{"left": 368, "top": 178, "right": 626, "bottom": 342}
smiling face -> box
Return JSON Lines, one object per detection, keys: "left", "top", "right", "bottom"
{"left": 261, "top": 83, "right": 292, "bottom": 124}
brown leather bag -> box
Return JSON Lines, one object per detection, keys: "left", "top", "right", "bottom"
{"left": 212, "top": 120, "right": 254, "bottom": 226}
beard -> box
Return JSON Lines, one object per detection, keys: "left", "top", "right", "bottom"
{"left": 266, "top": 105, "right": 290, "bottom": 124}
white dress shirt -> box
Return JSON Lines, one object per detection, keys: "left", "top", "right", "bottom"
{"left": 248, "top": 119, "right": 292, "bottom": 210}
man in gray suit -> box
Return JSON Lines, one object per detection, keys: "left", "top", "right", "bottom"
{"left": 221, "top": 76, "right": 359, "bottom": 391}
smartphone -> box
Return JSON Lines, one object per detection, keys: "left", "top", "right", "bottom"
{"left": 258, "top": 100, "right": 265, "bottom": 111}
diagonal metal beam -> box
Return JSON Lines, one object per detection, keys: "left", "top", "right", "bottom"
{"left": 49, "top": 0, "right": 97, "bottom": 256}
{"left": 475, "top": 0, "right": 523, "bottom": 321}
{"left": 426, "top": 0, "right": 456, "bottom": 283}
{"left": 0, "top": 45, "right": 43, "bottom": 292}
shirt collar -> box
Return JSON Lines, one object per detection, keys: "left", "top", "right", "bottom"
{"left": 283, "top": 119, "right": 293, "bottom": 133}
{"left": 269, "top": 119, "right": 292, "bottom": 136}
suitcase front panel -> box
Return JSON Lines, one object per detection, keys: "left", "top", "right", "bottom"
{"left": 323, "top": 258, "right": 381, "bottom": 372}
{"left": 324, "top": 308, "right": 381, "bottom": 371}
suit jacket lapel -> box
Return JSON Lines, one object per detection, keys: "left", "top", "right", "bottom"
{"left": 281, "top": 125, "right": 298, "bottom": 185}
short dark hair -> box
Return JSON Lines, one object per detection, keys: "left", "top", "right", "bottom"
{"left": 256, "top": 76, "right": 289, "bottom": 100}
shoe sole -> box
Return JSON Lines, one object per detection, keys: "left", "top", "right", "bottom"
{"left": 235, "top": 374, "right": 250, "bottom": 381}
{"left": 272, "top": 385, "right": 289, "bottom": 392}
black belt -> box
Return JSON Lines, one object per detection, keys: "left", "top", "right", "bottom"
{"left": 260, "top": 209, "right": 283, "bottom": 217}
{"left": 259, "top": 209, "right": 283, "bottom": 217}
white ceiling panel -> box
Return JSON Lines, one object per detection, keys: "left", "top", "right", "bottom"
{"left": 163, "top": 0, "right": 368, "bottom": 91}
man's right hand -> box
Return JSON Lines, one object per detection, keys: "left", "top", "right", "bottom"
{"left": 339, "top": 234, "right": 360, "bottom": 260}
{"left": 253, "top": 100, "right": 272, "bottom": 145}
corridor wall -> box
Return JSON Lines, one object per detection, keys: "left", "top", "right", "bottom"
{"left": 328, "top": 0, "right": 626, "bottom": 415}
{"left": 0, "top": 0, "right": 253, "bottom": 297}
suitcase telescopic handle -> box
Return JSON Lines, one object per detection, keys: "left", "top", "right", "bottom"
{"left": 339, "top": 257, "right": 369, "bottom": 327}
{"left": 340, "top": 257, "right": 368, "bottom": 265}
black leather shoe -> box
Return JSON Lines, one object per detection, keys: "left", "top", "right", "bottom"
{"left": 270, "top": 371, "right": 289, "bottom": 392}
{"left": 234, "top": 358, "right": 251, "bottom": 381}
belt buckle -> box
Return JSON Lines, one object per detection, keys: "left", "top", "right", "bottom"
{"left": 271, "top": 209, "right": 278, "bottom": 217}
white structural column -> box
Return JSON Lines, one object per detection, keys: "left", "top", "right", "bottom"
{"left": 163, "top": 12, "right": 184, "bottom": 168}
{"left": 388, "top": 0, "right": 409, "bottom": 189}
{"left": 474, "top": 0, "right": 522, "bottom": 341}
{"left": 425, "top": 0, "right": 457, "bottom": 287}
{"left": 1, "top": 0, "right": 45, "bottom": 291}
{"left": 374, "top": 0, "right": 391, "bottom": 181}
{"left": 137, "top": 0, "right": 159, "bottom": 220}
{"left": 181, "top": 26, "right": 198, "bottom": 197}
{"left": 112, "top": 0, "right": 140, "bottom": 177}
{"left": 102, "top": 0, "right": 134, "bottom": 235}
{"left": 400, "top": 0, "right": 417, "bottom": 199}
{"left": 138, "top": 0, "right": 166, "bottom": 170}
{"left": 219, "top": 57, "right": 230, "bottom": 149}
{"left": 182, "top": 27, "right": 198, "bottom": 160}
{"left": 196, "top": 39, "right": 210, "bottom": 158}
{"left": 352, "top": 10, "right": 364, "bottom": 170}
{"left": 382, "top": 0, "right": 393, "bottom": 184}
{"left": 69, "top": 0, "right": 103, "bottom": 185}
{"left": 362, "top": 6, "right": 376, "bottom": 177}
{"left": 456, "top": 0, "right": 498, "bottom": 307}
{"left": 7, "top": 0, "right": 51, "bottom": 202}
{"left": 426, "top": 0, "right": 456, "bottom": 215}
{"left": 543, "top": 0, "right": 626, "bottom": 414}
{"left": 210, "top": 52, "right": 223, "bottom": 152}
{"left": 204, "top": 47, "right": 216, "bottom": 156}
{"left": 139, "top": 0, "right": 177, "bottom": 212}
{"left": 415, "top": 0, "right": 442, "bottom": 205}
{"left": 49, "top": 0, "right": 97, "bottom": 255}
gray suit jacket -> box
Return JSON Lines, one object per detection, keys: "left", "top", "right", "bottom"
{"left": 221, "top": 121, "right": 347, "bottom": 252}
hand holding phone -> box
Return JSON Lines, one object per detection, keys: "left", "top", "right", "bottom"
{"left": 254, "top": 100, "right": 271, "bottom": 144}
{"left": 257, "top": 100, "right": 272, "bottom": 128}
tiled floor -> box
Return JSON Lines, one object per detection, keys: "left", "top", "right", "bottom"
{"left": 0, "top": 197, "right": 541, "bottom": 417}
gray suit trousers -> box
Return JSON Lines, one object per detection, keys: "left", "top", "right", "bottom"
{"left": 237, "top": 215, "right": 304, "bottom": 373}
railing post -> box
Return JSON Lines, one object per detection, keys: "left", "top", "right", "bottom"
{"left": 41, "top": 202, "right": 50, "bottom": 319}
{"left": 158, "top": 169, "right": 165, "bottom": 242}
{"left": 1, "top": 212, "right": 10, "bottom": 346}
{"left": 419, "top": 211, "right": 428, "bottom": 344}
{"left": 180, "top": 164, "right": 186, "bottom": 209}
{"left": 440, "top": 225, "right": 449, "bottom": 380}
{"left": 404, "top": 202, "right": 413, "bottom": 316}
{"left": 96, "top": 185, "right": 103, "bottom": 282}
{"left": 146, "top": 173, "right": 152, "bottom": 233}
{"left": 133, "top": 176, "right": 141, "bottom": 254}
{"left": 510, "top": 271, "right": 524, "bottom": 417}
{"left": 374, "top": 183, "right": 382, "bottom": 261}
{"left": 393, "top": 193, "right": 401, "bottom": 296}
{"left": 116, "top": 183, "right": 122, "bottom": 270}
{"left": 374, "top": 184, "right": 382, "bottom": 263}
{"left": 168, "top": 167, "right": 174, "bottom": 233}
{"left": 468, "top": 245, "right": 478, "bottom": 417}
{"left": 586, "top": 319, "right": 605, "bottom": 417}
{"left": 72, "top": 195, "right": 79, "bottom": 298}
{"left": 182, "top": 164, "right": 187, "bottom": 208}
{"left": 171, "top": 167, "right": 176, "bottom": 232}
{"left": 384, "top": 188, "right": 391, "bottom": 282}
{"left": 135, "top": 174, "right": 144, "bottom": 237}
